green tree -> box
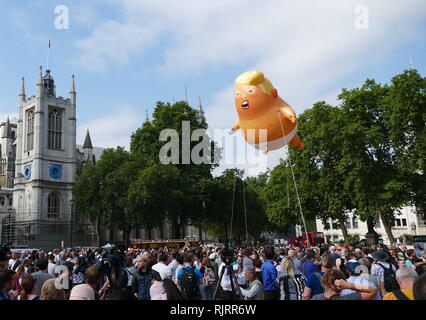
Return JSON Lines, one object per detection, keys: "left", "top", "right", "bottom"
{"left": 338, "top": 79, "right": 409, "bottom": 244}
{"left": 293, "top": 102, "right": 354, "bottom": 240}
{"left": 384, "top": 69, "right": 426, "bottom": 218}
{"left": 74, "top": 147, "right": 134, "bottom": 245}
{"left": 129, "top": 101, "right": 219, "bottom": 238}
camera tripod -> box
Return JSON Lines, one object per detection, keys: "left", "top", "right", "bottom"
{"left": 212, "top": 263, "right": 243, "bottom": 300}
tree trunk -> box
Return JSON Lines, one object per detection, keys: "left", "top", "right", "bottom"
{"left": 159, "top": 224, "right": 164, "bottom": 240}
{"left": 379, "top": 211, "right": 396, "bottom": 245}
{"left": 338, "top": 216, "right": 349, "bottom": 241}
{"left": 97, "top": 215, "right": 106, "bottom": 247}
{"left": 123, "top": 225, "right": 131, "bottom": 247}
{"left": 171, "top": 216, "right": 181, "bottom": 239}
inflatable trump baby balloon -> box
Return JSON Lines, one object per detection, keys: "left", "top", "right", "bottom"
{"left": 230, "top": 70, "right": 304, "bottom": 153}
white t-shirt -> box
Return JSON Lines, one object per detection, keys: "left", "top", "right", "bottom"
{"left": 48, "top": 262, "right": 56, "bottom": 275}
{"left": 152, "top": 262, "right": 171, "bottom": 280}
{"left": 168, "top": 259, "right": 178, "bottom": 282}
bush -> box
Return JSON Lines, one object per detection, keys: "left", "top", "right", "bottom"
{"left": 344, "top": 234, "right": 360, "bottom": 246}
{"left": 399, "top": 234, "right": 413, "bottom": 245}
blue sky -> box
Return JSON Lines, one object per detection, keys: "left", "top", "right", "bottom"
{"left": 0, "top": 0, "right": 425, "bottom": 175}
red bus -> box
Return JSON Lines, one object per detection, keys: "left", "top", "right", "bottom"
{"left": 289, "top": 232, "right": 325, "bottom": 247}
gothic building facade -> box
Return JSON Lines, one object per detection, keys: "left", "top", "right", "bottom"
{"left": 0, "top": 66, "right": 98, "bottom": 249}
{"left": 1, "top": 65, "right": 209, "bottom": 249}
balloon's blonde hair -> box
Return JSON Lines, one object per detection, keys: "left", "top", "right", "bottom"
{"left": 235, "top": 70, "right": 274, "bottom": 95}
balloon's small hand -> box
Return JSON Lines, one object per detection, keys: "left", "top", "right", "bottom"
{"left": 229, "top": 128, "right": 236, "bottom": 135}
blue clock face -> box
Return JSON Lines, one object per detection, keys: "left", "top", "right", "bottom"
{"left": 50, "top": 165, "right": 62, "bottom": 179}
{"left": 23, "top": 165, "right": 31, "bottom": 180}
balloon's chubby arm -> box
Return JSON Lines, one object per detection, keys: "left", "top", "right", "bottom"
{"left": 280, "top": 106, "right": 297, "bottom": 123}
{"left": 229, "top": 119, "right": 240, "bottom": 135}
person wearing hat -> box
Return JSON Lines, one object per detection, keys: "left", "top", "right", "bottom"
{"left": 370, "top": 250, "right": 398, "bottom": 297}
{"left": 234, "top": 266, "right": 264, "bottom": 300}
{"left": 340, "top": 261, "right": 381, "bottom": 300}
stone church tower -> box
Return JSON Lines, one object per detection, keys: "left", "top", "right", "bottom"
{"left": 12, "top": 66, "right": 78, "bottom": 247}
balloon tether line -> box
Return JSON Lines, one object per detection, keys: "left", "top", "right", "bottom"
{"left": 242, "top": 179, "right": 248, "bottom": 243}
{"left": 229, "top": 173, "right": 237, "bottom": 246}
{"left": 276, "top": 112, "right": 311, "bottom": 247}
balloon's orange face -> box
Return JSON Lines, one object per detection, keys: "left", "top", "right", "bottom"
{"left": 235, "top": 84, "right": 276, "bottom": 120}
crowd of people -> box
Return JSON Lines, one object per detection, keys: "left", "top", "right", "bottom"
{"left": 0, "top": 242, "right": 425, "bottom": 301}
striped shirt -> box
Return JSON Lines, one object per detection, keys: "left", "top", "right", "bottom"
{"left": 278, "top": 272, "right": 306, "bottom": 300}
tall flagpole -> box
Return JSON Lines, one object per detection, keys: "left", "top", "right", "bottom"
{"left": 47, "top": 37, "right": 51, "bottom": 70}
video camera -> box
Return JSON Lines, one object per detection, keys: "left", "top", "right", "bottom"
{"left": 221, "top": 244, "right": 235, "bottom": 266}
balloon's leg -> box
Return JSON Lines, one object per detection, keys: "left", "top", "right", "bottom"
{"left": 289, "top": 135, "right": 304, "bottom": 151}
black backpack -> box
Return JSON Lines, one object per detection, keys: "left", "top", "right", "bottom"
{"left": 181, "top": 267, "right": 198, "bottom": 299}
{"left": 378, "top": 263, "right": 400, "bottom": 292}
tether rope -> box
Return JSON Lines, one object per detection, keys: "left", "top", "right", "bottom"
{"left": 276, "top": 111, "right": 311, "bottom": 247}
{"left": 229, "top": 173, "right": 237, "bottom": 245}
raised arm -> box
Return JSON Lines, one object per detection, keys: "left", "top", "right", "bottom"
{"left": 335, "top": 279, "right": 377, "bottom": 300}
{"left": 280, "top": 106, "right": 296, "bottom": 123}
{"left": 229, "top": 119, "right": 240, "bottom": 134}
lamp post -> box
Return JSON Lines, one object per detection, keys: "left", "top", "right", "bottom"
{"left": 70, "top": 200, "right": 74, "bottom": 249}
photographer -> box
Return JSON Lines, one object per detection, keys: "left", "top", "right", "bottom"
{"left": 217, "top": 247, "right": 239, "bottom": 300}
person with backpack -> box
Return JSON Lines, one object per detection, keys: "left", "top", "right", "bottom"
{"left": 370, "top": 250, "right": 398, "bottom": 297}
{"left": 177, "top": 254, "right": 203, "bottom": 300}
{"left": 383, "top": 267, "right": 418, "bottom": 300}
{"left": 199, "top": 257, "right": 216, "bottom": 300}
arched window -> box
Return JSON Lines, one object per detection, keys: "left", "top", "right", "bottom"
{"left": 26, "top": 109, "right": 34, "bottom": 151}
{"left": 47, "top": 193, "right": 60, "bottom": 219}
{"left": 48, "top": 109, "right": 63, "bottom": 150}
{"left": 352, "top": 216, "right": 359, "bottom": 229}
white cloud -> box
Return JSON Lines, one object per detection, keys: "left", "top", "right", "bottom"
{"left": 72, "top": 0, "right": 426, "bottom": 175}
{"left": 77, "top": 105, "right": 142, "bottom": 149}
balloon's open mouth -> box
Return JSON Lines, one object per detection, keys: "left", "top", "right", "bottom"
{"left": 241, "top": 100, "right": 249, "bottom": 109}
